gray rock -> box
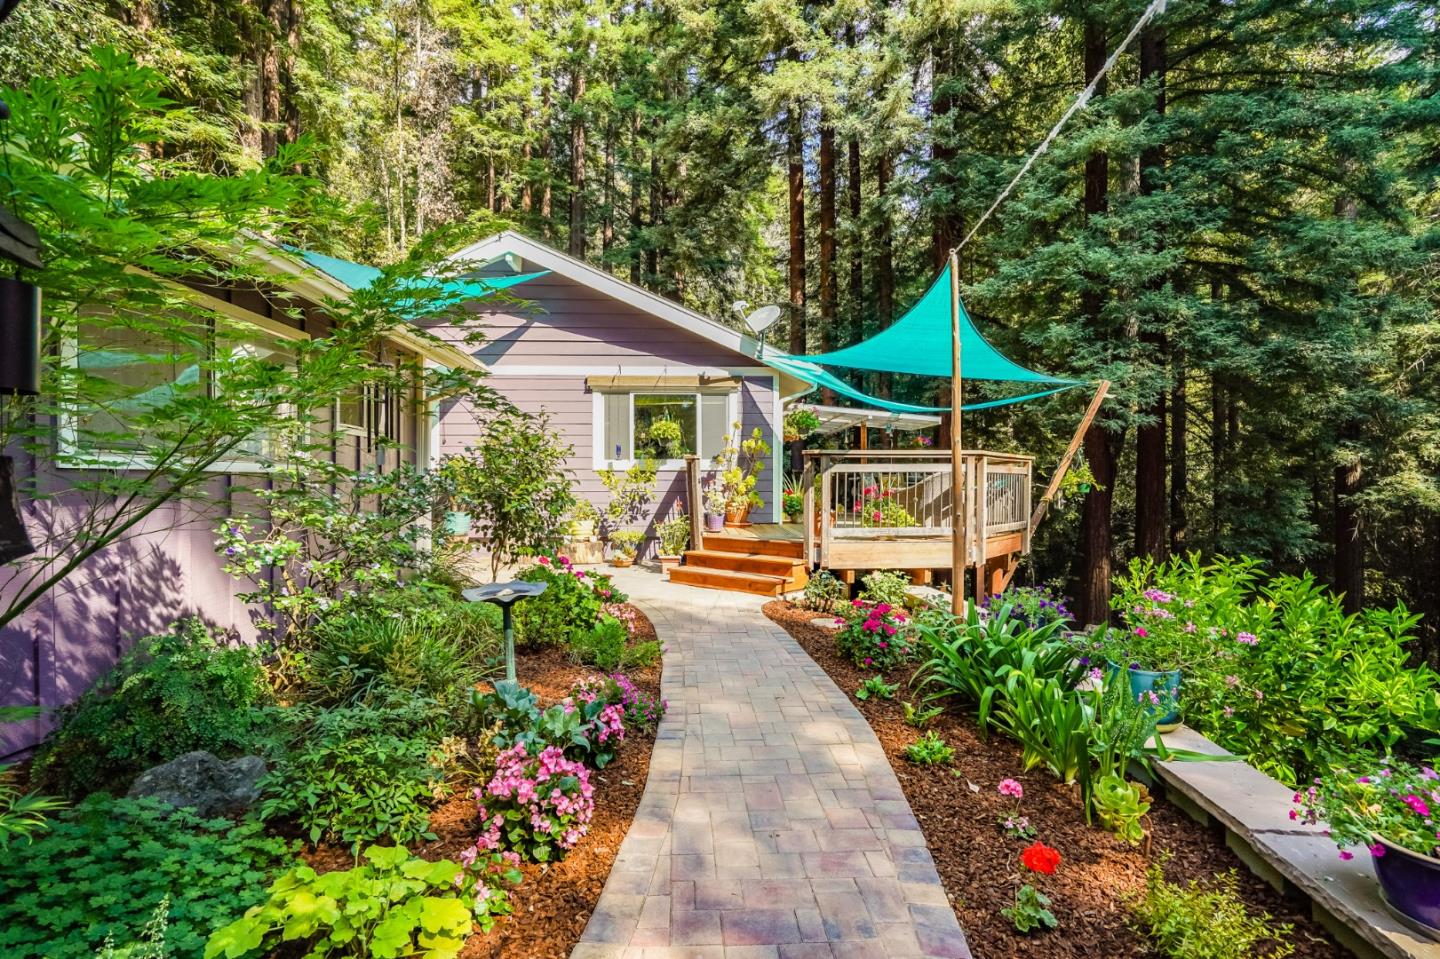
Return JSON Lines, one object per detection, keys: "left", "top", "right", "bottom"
{"left": 126, "top": 751, "right": 267, "bottom": 817}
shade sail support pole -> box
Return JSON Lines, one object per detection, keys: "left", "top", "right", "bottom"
{"left": 949, "top": 254, "right": 964, "bottom": 616}
{"left": 1028, "top": 379, "right": 1111, "bottom": 536}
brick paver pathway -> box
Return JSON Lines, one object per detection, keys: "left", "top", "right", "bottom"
{"left": 572, "top": 568, "right": 972, "bottom": 959}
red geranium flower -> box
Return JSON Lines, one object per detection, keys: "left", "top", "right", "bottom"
{"left": 1020, "top": 841, "right": 1061, "bottom": 875}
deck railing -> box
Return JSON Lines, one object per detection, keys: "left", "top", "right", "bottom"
{"left": 801, "top": 449, "right": 1033, "bottom": 570}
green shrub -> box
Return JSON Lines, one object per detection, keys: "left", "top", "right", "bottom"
{"left": 982, "top": 584, "right": 1073, "bottom": 629}
{"left": 257, "top": 697, "right": 446, "bottom": 850}
{"left": 1128, "top": 864, "right": 1293, "bottom": 959}
{"left": 1101, "top": 554, "right": 1440, "bottom": 785}
{"left": 570, "top": 614, "right": 630, "bottom": 670}
{"left": 859, "top": 569, "right": 911, "bottom": 608}
{"left": 514, "top": 555, "right": 623, "bottom": 647}
{"left": 835, "top": 601, "right": 914, "bottom": 670}
{"left": 0, "top": 796, "right": 294, "bottom": 958}
{"left": 471, "top": 680, "right": 627, "bottom": 769}
{"left": 205, "top": 844, "right": 522, "bottom": 959}
{"left": 903, "top": 731, "right": 955, "bottom": 765}
{"left": 802, "top": 569, "right": 847, "bottom": 612}
{"left": 34, "top": 619, "right": 279, "bottom": 798}
{"left": 304, "top": 598, "right": 493, "bottom": 707}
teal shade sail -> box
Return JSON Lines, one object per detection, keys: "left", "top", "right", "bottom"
{"left": 767, "top": 352, "right": 1080, "bottom": 413}
{"left": 291, "top": 249, "right": 548, "bottom": 299}
{"left": 805, "top": 263, "right": 1074, "bottom": 384}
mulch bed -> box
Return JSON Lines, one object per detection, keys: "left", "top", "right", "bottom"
{"left": 304, "top": 602, "right": 661, "bottom": 959}
{"left": 763, "top": 600, "right": 1351, "bottom": 959}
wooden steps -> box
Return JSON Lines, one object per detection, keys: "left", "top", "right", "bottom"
{"left": 667, "top": 532, "right": 809, "bottom": 597}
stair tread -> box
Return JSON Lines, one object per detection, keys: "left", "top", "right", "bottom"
{"left": 684, "top": 548, "right": 802, "bottom": 567}
{"left": 669, "top": 566, "right": 787, "bottom": 584}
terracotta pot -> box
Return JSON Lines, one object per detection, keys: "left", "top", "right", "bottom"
{"left": 611, "top": 555, "right": 634, "bottom": 568}
{"left": 659, "top": 555, "right": 680, "bottom": 572}
{"left": 724, "top": 504, "right": 750, "bottom": 527}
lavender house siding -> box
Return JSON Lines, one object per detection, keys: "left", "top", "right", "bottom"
{"left": 437, "top": 270, "right": 783, "bottom": 535}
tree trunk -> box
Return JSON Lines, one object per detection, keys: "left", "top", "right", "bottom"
{"left": 629, "top": 115, "right": 642, "bottom": 285}
{"left": 787, "top": 98, "right": 806, "bottom": 473}
{"left": 540, "top": 88, "right": 553, "bottom": 235}
{"left": 568, "top": 67, "right": 586, "bottom": 258}
{"left": 1211, "top": 370, "right": 1225, "bottom": 547}
{"left": 647, "top": 139, "right": 661, "bottom": 284}
{"left": 1078, "top": 16, "right": 1114, "bottom": 625}
{"left": 818, "top": 121, "right": 838, "bottom": 404}
{"left": 602, "top": 124, "right": 615, "bottom": 256}
{"left": 847, "top": 134, "right": 863, "bottom": 350}
{"left": 1134, "top": 23, "right": 1168, "bottom": 560}
{"left": 1170, "top": 348, "right": 1188, "bottom": 554}
{"left": 874, "top": 151, "right": 894, "bottom": 400}
{"left": 1334, "top": 457, "right": 1363, "bottom": 613}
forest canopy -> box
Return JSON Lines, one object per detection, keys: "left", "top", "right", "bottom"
{"left": 1, "top": 0, "right": 1436, "bottom": 653}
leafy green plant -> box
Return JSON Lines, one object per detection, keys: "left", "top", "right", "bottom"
{"left": 1128, "top": 864, "right": 1294, "bottom": 959}
{"left": 599, "top": 458, "right": 658, "bottom": 533}
{"left": 836, "top": 601, "right": 914, "bottom": 670}
{"left": 472, "top": 743, "right": 595, "bottom": 862}
{"left": 904, "top": 731, "right": 955, "bottom": 765}
{"left": 204, "top": 844, "right": 519, "bottom": 959}
{"left": 0, "top": 706, "right": 64, "bottom": 847}
{"left": 711, "top": 424, "right": 769, "bottom": 511}
{"left": 1097, "top": 554, "right": 1440, "bottom": 785}
{"left": 33, "top": 619, "right": 278, "bottom": 798}
{"left": 783, "top": 405, "right": 821, "bottom": 442}
{"left": 981, "top": 584, "right": 1073, "bottom": 629}
{"left": 472, "top": 680, "right": 628, "bottom": 769}
{"left": 1295, "top": 758, "right": 1440, "bottom": 859}
{"left": 514, "top": 555, "right": 622, "bottom": 647}
{"left": 656, "top": 513, "right": 691, "bottom": 555}
{"left": 608, "top": 528, "right": 646, "bottom": 561}
{"left": 258, "top": 698, "right": 446, "bottom": 849}
{"left": 912, "top": 602, "right": 1079, "bottom": 738}
{"left": 855, "top": 676, "right": 899, "bottom": 701}
{"left": 859, "top": 569, "right": 911, "bottom": 608}
{"left": 994, "top": 673, "right": 1092, "bottom": 788}
{"left": 902, "top": 700, "right": 943, "bottom": 727}
{"left": 305, "top": 600, "right": 492, "bottom": 708}
{"left": 96, "top": 897, "right": 170, "bottom": 959}
{"left": 0, "top": 796, "right": 294, "bottom": 958}
{"left": 570, "top": 614, "right": 632, "bottom": 670}
{"left": 802, "top": 569, "right": 847, "bottom": 613}
{"left": 1092, "top": 774, "right": 1151, "bottom": 844}
{"left": 454, "top": 406, "right": 576, "bottom": 579}
{"left": 1003, "top": 883, "right": 1057, "bottom": 934}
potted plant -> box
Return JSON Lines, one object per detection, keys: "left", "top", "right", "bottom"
{"left": 1295, "top": 759, "right": 1440, "bottom": 939}
{"left": 609, "top": 529, "right": 645, "bottom": 567}
{"left": 436, "top": 452, "right": 484, "bottom": 535}
{"left": 656, "top": 514, "right": 690, "bottom": 572}
{"left": 783, "top": 405, "right": 821, "bottom": 443}
{"left": 712, "top": 424, "right": 770, "bottom": 526}
{"left": 782, "top": 485, "right": 804, "bottom": 524}
{"left": 702, "top": 484, "right": 727, "bottom": 532}
{"left": 567, "top": 498, "right": 600, "bottom": 539}
{"left": 642, "top": 417, "right": 686, "bottom": 460}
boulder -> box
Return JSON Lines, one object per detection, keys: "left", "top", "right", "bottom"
{"left": 126, "top": 751, "right": 267, "bottom": 817}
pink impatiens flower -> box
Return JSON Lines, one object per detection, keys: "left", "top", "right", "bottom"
{"left": 998, "top": 778, "right": 1024, "bottom": 799}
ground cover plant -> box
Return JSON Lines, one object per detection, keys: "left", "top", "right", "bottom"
{"left": 0, "top": 796, "right": 295, "bottom": 959}
{"left": 1128, "top": 863, "right": 1295, "bottom": 959}
{"left": 33, "top": 619, "right": 279, "bottom": 798}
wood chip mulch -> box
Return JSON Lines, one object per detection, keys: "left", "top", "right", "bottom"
{"left": 304, "top": 602, "right": 661, "bottom": 959}
{"left": 762, "top": 599, "right": 1352, "bottom": 959}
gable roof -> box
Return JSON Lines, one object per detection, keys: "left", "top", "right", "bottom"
{"left": 446, "top": 231, "right": 809, "bottom": 395}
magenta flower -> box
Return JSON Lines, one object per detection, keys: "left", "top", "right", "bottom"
{"left": 1134, "top": 626, "right": 1148, "bottom": 638}
{"left": 998, "top": 778, "right": 1024, "bottom": 799}
{"left": 1404, "top": 794, "right": 1431, "bottom": 818}
{"left": 1369, "top": 843, "right": 1387, "bottom": 858}
{"left": 1339, "top": 850, "right": 1354, "bottom": 861}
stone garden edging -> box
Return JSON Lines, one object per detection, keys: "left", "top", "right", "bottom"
{"left": 1146, "top": 726, "right": 1440, "bottom": 959}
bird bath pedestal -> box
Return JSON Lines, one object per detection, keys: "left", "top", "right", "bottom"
{"left": 462, "top": 581, "right": 548, "bottom": 683}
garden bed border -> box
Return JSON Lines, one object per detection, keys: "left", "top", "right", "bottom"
{"left": 1144, "top": 726, "right": 1440, "bottom": 959}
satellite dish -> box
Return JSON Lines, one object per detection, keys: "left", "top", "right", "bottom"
{"left": 744, "top": 305, "right": 783, "bottom": 335}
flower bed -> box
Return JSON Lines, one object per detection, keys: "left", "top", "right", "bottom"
{"left": 763, "top": 599, "right": 1349, "bottom": 958}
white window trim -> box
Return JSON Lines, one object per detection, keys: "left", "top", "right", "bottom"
{"left": 57, "top": 310, "right": 309, "bottom": 476}
{"left": 591, "top": 388, "right": 736, "bottom": 472}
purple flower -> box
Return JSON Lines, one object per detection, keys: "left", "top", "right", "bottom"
{"left": 1339, "top": 850, "right": 1354, "bottom": 861}
{"left": 1369, "top": 843, "right": 1387, "bottom": 858}
{"left": 1236, "top": 632, "right": 1258, "bottom": 645}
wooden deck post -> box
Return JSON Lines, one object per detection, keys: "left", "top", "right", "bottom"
{"left": 948, "top": 252, "right": 964, "bottom": 616}
{"left": 685, "top": 455, "right": 704, "bottom": 557}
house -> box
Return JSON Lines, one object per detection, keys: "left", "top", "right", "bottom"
{"left": 0, "top": 245, "right": 483, "bottom": 759}
{"left": 433, "top": 231, "right": 807, "bottom": 542}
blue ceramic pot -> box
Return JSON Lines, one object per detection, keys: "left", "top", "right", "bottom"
{"left": 443, "top": 511, "right": 472, "bottom": 535}
{"left": 1109, "top": 662, "right": 1182, "bottom": 728}
{"left": 1374, "top": 838, "right": 1440, "bottom": 941}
